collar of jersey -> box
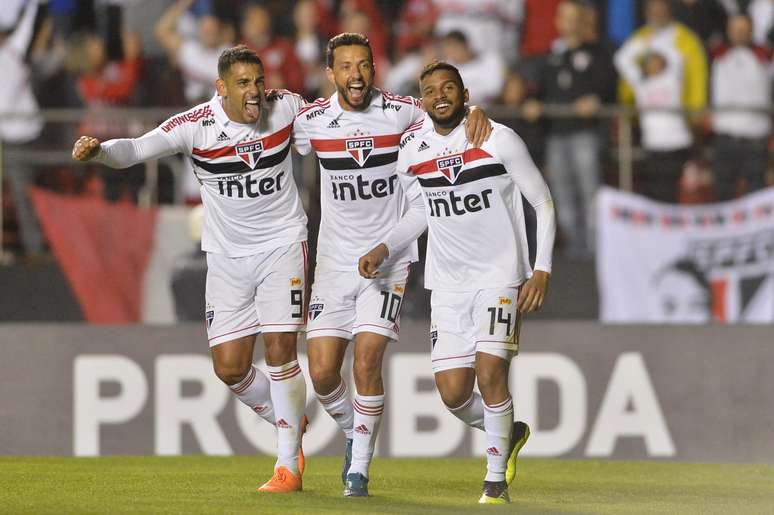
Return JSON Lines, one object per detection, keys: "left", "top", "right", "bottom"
{"left": 329, "top": 88, "right": 383, "bottom": 116}
{"left": 425, "top": 114, "right": 467, "bottom": 139}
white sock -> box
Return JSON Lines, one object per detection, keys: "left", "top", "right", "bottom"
{"left": 315, "top": 380, "right": 354, "bottom": 439}
{"left": 447, "top": 392, "right": 485, "bottom": 430}
{"left": 483, "top": 396, "right": 514, "bottom": 482}
{"left": 348, "top": 393, "right": 384, "bottom": 478}
{"left": 267, "top": 360, "right": 306, "bottom": 475}
{"left": 229, "top": 365, "right": 275, "bottom": 425}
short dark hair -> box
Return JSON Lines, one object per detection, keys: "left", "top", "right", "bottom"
{"left": 326, "top": 32, "right": 373, "bottom": 68}
{"left": 419, "top": 60, "right": 465, "bottom": 91}
{"left": 217, "top": 45, "right": 263, "bottom": 78}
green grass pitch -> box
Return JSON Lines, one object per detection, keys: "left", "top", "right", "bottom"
{"left": 1, "top": 456, "right": 772, "bottom": 514}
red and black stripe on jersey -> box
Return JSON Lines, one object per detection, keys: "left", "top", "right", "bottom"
{"left": 310, "top": 133, "right": 402, "bottom": 170}
{"left": 407, "top": 148, "right": 507, "bottom": 187}
{"left": 190, "top": 122, "right": 292, "bottom": 174}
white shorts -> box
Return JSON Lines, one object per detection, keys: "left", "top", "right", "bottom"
{"left": 205, "top": 242, "right": 308, "bottom": 347}
{"left": 306, "top": 266, "right": 410, "bottom": 341}
{"left": 430, "top": 287, "right": 522, "bottom": 373}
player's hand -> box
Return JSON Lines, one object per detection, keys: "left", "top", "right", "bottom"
{"left": 518, "top": 270, "right": 550, "bottom": 313}
{"left": 72, "top": 136, "right": 101, "bottom": 162}
{"left": 465, "top": 106, "right": 493, "bottom": 147}
{"left": 358, "top": 243, "right": 389, "bottom": 279}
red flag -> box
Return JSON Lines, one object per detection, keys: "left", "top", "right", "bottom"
{"left": 31, "top": 188, "right": 157, "bottom": 323}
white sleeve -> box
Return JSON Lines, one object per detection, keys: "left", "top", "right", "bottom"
{"left": 9, "top": 0, "right": 38, "bottom": 55}
{"left": 383, "top": 149, "right": 427, "bottom": 255}
{"left": 614, "top": 38, "right": 646, "bottom": 86}
{"left": 405, "top": 96, "right": 426, "bottom": 126}
{"left": 494, "top": 128, "right": 555, "bottom": 273}
{"left": 384, "top": 173, "right": 427, "bottom": 256}
{"left": 292, "top": 118, "right": 313, "bottom": 156}
{"left": 94, "top": 128, "right": 183, "bottom": 169}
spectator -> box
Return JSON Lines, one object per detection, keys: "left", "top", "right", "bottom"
{"left": 749, "top": 0, "right": 774, "bottom": 47}
{"left": 241, "top": 4, "right": 304, "bottom": 93}
{"left": 671, "top": 0, "right": 729, "bottom": 50}
{"left": 439, "top": 30, "right": 505, "bottom": 105}
{"left": 67, "top": 29, "right": 144, "bottom": 201}
{"left": 293, "top": 0, "right": 326, "bottom": 97}
{"left": 520, "top": 0, "right": 562, "bottom": 58}
{"left": 498, "top": 69, "right": 545, "bottom": 166}
{"left": 394, "top": 0, "right": 438, "bottom": 58}
{"left": 432, "top": 0, "right": 522, "bottom": 64}
{"left": 1, "top": 0, "right": 44, "bottom": 257}
{"left": 385, "top": 39, "right": 437, "bottom": 97}
{"left": 523, "top": 0, "right": 615, "bottom": 257}
{"left": 155, "top": 0, "right": 230, "bottom": 105}
{"left": 618, "top": 0, "right": 708, "bottom": 125}
{"left": 615, "top": 38, "right": 693, "bottom": 202}
{"left": 338, "top": 1, "right": 389, "bottom": 77}
{"left": 711, "top": 14, "right": 772, "bottom": 201}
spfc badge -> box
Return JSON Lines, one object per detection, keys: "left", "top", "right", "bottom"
{"left": 430, "top": 330, "right": 438, "bottom": 348}
{"left": 206, "top": 309, "right": 215, "bottom": 328}
{"left": 308, "top": 302, "right": 324, "bottom": 320}
{"left": 235, "top": 139, "right": 264, "bottom": 169}
{"left": 437, "top": 154, "right": 464, "bottom": 183}
{"left": 346, "top": 138, "right": 374, "bottom": 167}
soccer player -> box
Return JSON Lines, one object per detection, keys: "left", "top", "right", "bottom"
{"left": 358, "top": 61, "right": 556, "bottom": 504}
{"left": 292, "top": 33, "right": 491, "bottom": 497}
{"left": 71, "top": 46, "right": 309, "bottom": 493}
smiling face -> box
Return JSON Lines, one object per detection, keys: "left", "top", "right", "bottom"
{"left": 420, "top": 68, "right": 469, "bottom": 131}
{"left": 326, "top": 44, "right": 375, "bottom": 111}
{"left": 216, "top": 61, "right": 266, "bottom": 124}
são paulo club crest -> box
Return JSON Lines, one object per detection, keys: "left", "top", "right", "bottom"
{"left": 346, "top": 137, "right": 374, "bottom": 167}
{"left": 308, "top": 301, "right": 325, "bottom": 320}
{"left": 436, "top": 154, "right": 464, "bottom": 183}
{"left": 235, "top": 139, "right": 264, "bottom": 169}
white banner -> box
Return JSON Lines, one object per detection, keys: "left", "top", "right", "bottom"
{"left": 597, "top": 186, "right": 774, "bottom": 323}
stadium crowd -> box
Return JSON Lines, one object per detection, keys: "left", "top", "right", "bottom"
{"left": 2, "top": 0, "right": 774, "bottom": 259}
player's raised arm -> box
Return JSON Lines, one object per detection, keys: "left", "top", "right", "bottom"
{"left": 495, "top": 129, "right": 556, "bottom": 313}
{"left": 71, "top": 127, "right": 183, "bottom": 169}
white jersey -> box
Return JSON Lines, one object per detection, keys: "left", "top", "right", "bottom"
{"left": 293, "top": 89, "right": 422, "bottom": 272}
{"left": 396, "top": 117, "right": 555, "bottom": 292}
{"left": 155, "top": 91, "right": 308, "bottom": 257}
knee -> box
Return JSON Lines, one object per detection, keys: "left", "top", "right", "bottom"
{"left": 263, "top": 334, "right": 297, "bottom": 366}
{"left": 438, "top": 386, "right": 473, "bottom": 411}
{"left": 476, "top": 367, "right": 507, "bottom": 398}
{"left": 213, "top": 361, "right": 251, "bottom": 386}
{"left": 353, "top": 354, "right": 381, "bottom": 386}
{"left": 308, "top": 360, "right": 341, "bottom": 393}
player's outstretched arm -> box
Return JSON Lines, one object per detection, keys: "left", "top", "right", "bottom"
{"left": 71, "top": 136, "right": 102, "bottom": 162}
{"left": 465, "top": 106, "right": 493, "bottom": 147}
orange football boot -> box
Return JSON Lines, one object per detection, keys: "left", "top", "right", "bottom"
{"left": 257, "top": 466, "right": 302, "bottom": 493}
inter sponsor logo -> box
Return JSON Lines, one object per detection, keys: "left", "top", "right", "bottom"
{"left": 235, "top": 140, "right": 264, "bottom": 169}
{"left": 427, "top": 188, "right": 494, "bottom": 217}
{"left": 436, "top": 154, "right": 464, "bottom": 183}
{"left": 346, "top": 138, "right": 374, "bottom": 167}
{"left": 331, "top": 173, "right": 398, "bottom": 201}
{"left": 216, "top": 171, "right": 284, "bottom": 198}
